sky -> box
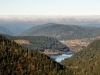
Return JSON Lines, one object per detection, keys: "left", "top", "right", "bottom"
{"left": 0, "top": 0, "right": 100, "bottom": 16}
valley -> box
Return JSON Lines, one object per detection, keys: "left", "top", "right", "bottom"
{"left": 61, "top": 39, "right": 100, "bottom": 75}
{"left": 14, "top": 37, "right": 100, "bottom": 53}
{"left": 1, "top": 0, "right": 100, "bottom": 74}
{"left": 1, "top": 34, "right": 100, "bottom": 74}
{"left": 0, "top": 23, "right": 100, "bottom": 75}
{"left": 60, "top": 36, "right": 100, "bottom": 52}
{"left": 1, "top": 23, "right": 100, "bottom": 53}
{"left": 0, "top": 34, "right": 72, "bottom": 75}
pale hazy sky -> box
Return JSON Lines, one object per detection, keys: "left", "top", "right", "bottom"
{"left": 0, "top": 0, "right": 100, "bottom": 16}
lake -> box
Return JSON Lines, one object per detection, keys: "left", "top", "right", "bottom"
{"left": 49, "top": 51, "right": 74, "bottom": 62}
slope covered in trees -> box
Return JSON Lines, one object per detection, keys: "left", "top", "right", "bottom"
{"left": 19, "top": 23, "right": 100, "bottom": 40}
{"left": 15, "top": 36, "right": 69, "bottom": 52}
{"left": 61, "top": 39, "right": 100, "bottom": 75}
{"left": 0, "top": 34, "right": 72, "bottom": 75}
{"left": 1, "top": 34, "right": 70, "bottom": 52}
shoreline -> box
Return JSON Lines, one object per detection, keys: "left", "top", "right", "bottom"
{"left": 41, "top": 51, "right": 66, "bottom": 55}
{"left": 42, "top": 51, "right": 75, "bottom": 56}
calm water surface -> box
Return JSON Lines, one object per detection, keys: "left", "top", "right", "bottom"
{"left": 49, "top": 51, "right": 74, "bottom": 62}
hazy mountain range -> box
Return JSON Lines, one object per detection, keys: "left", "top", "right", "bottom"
{"left": 0, "top": 16, "right": 100, "bottom": 31}
{"left": 0, "top": 26, "right": 13, "bottom": 35}
{"left": 0, "top": 24, "right": 26, "bottom": 35}
{"left": 0, "top": 23, "right": 100, "bottom": 40}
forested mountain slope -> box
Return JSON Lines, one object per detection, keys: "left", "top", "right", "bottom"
{"left": 1, "top": 34, "right": 69, "bottom": 52}
{"left": 0, "top": 35, "right": 72, "bottom": 75}
{"left": 61, "top": 39, "right": 100, "bottom": 75}
{"left": 20, "top": 23, "right": 100, "bottom": 40}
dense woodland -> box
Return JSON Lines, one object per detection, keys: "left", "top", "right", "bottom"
{"left": 1, "top": 34, "right": 69, "bottom": 52}
{"left": 61, "top": 39, "right": 100, "bottom": 75}
{"left": 0, "top": 35, "right": 73, "bottom": 75}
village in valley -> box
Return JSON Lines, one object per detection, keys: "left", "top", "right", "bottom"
{"left": 60, "top": 36, "right": 100, "bottom": 52}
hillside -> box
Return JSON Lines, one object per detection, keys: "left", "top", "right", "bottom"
{"left": 61, "top": 39, "right": 100, "bottom": 75}
{"left": 0, "top": 23, "right": 33, "bottom": 35}
{"left": 0, "top": 34, "right": 73, "bottom": 75}
{"left": 14, "top": 36, "right": 70, "bottom": 53}
{"left": 1, "top": 34, "right": 70, "bottom": 53}
{"left": 7, "top": 26, "right": 25, "bottom": 35}
{"left": 0, "top": 26, "right": 13, "bottom": 35}
{"left": 19, "top": 23, "right": 100, "bottom": 40}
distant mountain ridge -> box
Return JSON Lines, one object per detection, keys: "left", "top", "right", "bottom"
{"left": 19, "top": 23, "right": 100, "bottom": 40}
{"left": 0, "top": 26, "right": 26, "bottom": 35}
{"left": 0, "top": 26, "right": 13, "bottom": 35}
{"left": 7, "top": 26, "right": 26, "bottom": 35}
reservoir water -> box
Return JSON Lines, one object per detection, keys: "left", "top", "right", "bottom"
{"left": 49, "top": 51, "right": 74, "bottom": 62}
